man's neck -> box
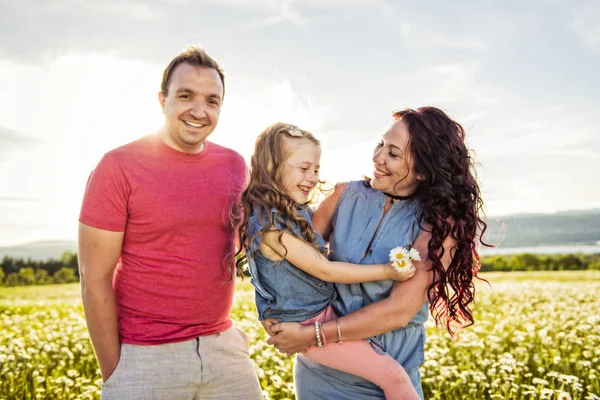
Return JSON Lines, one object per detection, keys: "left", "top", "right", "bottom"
{"left": 157, "top": 129, "right": 205, "bottom": 154}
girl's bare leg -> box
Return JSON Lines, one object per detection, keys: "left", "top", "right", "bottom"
{"left": 302, "top": 339, "right": 420, "bottom": 400}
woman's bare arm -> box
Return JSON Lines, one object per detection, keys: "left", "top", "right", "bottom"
{"left": 312, "top": 182, "right": 347, "bottom": 241}
{"left": 267, "top": 230, "right": 456, "bottom": 354}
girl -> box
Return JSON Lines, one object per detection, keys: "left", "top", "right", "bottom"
{"left": 236, "top": 122, "right": 421, "bottom": 400}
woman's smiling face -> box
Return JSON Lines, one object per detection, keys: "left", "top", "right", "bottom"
{"left": 371, "top": 119, "right": 421, "bottom": 197}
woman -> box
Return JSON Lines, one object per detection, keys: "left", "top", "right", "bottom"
{"left": 263, "top": 106, "right": 488, "bottom": 399}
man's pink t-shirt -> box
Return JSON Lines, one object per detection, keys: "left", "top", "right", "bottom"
{"left": 79, "top": 134, "right": 246, "bottom": 345}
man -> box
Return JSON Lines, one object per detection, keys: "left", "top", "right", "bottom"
{"left": 78, "top": 46, "right": 263, "bottom": 399}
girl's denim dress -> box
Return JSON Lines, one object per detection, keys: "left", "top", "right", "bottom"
{"left": 246, "top": 206, "right": 336, "bottom": 322}
{"left": 294, "top": 180, "right": 428, "bottom": 399}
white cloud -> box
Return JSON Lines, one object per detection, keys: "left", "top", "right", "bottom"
{"left": 0, "top": 127, "right": 36, "bottom": 160}
{"left": 389, "top": 62, "right": 500, "bottom": 109}
{"left": 571, "top": 1, "right": 600, "bottom": 49}
{"left": 402, "top": 31, "right": 489, "bottom": 52}
{"left": 0, "top": 53, "right": 164, "bottom": 245}
{"left": 84, "top": 1, "right": 164, "bottom": 21}
{"left": 217, "top": 72, "right": 333, "bottom": 158}
{"left": 5, "top": 0, "right": 164, "bottom": 20}
{"left": 539, "top": 0, "right": 600, "bottom": 49}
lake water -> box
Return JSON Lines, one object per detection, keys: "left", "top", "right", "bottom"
{"left": 479, "top": 245, "right": 600, "bottom": 255}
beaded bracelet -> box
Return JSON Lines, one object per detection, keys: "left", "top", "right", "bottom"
{"left": 315, "top": 321, "right": 323, "bottom": 348}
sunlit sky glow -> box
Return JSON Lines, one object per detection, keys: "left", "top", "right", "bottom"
{"left": 1, "top": 0, "right": 599, "bottom": 246}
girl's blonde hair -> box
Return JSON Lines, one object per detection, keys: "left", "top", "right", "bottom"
{"left": 234, "top": 122, "right": 327, "bottom": 275}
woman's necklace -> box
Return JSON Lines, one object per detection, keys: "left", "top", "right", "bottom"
{"left": 383, "top": 192, "right": 414, "bottom": 204}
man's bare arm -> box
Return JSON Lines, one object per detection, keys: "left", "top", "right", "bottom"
{"left": 78, "top": 222, "right": 124, "bottom": 381}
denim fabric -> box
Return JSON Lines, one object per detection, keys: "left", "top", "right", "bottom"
{"left": 246, "top": 206, "right": 336, "bottom": 322}
{"left": 295, "top": 180, "right": 428, "bottom": 399}
{"left": 295, "top": 354, "right": 424, "bottom": 400}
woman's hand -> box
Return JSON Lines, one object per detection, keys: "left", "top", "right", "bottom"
{"left": 266, "top": 322, "right": 315, "bottom": 356}
{"left": 384, "top": 262, "right": 416, "bottom": 281}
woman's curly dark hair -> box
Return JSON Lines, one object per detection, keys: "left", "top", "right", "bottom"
{"left": 392, "top": 107, "right": 490, "bottom": 336}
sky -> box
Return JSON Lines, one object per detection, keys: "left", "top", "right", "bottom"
{"left": 0, "top": 0, "right": 599, "bottom": 246}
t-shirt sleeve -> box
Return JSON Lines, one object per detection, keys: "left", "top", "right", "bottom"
{"left": 79, "top": 153, "right": 130, "bottom": 232}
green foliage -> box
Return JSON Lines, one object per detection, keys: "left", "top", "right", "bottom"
{"left": 4, "top": 268, "right": 38, "bottom": 286}
{"left": 589, "top": 262, "right": 600, "bottom": 271}
{"left": 18, "top": 267, "right": 36, "bottom": 286}
{"left": 53, "top": 268, "right": 78, "bottom": 284}
{"left": 2, "top": 251, "right": 598, "bottom": 286}
{"left": 1, "top": 252, "right": 79, "bottom": 287}
{"left": 5, "top": 273, "right": 20, "bottom": 287}
{"left": 480, "top": 253, "right": 600, "bottom": 273}
{"left": 61, "top": 252, "right": 79, "bottom": 277}
{"left": 1, "top": 273, "right": 599, "bottom": 399}
{"left": 35, "top": 269, "right": 54, "bottom": 285}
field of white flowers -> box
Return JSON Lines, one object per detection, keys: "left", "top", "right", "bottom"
{"left": 1, "top": 271, "right": 599, "bottom": 400}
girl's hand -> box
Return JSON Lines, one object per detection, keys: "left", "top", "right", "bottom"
{"left": 261, "top": 318, "right": 279, "bottom": 336}
{"left": 384, "top": 262, "right": 416, "bottom": 281}
{"left": 266, "top": 322, "right": 315, "bottom": 356}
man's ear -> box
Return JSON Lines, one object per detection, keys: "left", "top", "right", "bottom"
{"left": 158, "top": 91, "right": 166, "bottom": 112}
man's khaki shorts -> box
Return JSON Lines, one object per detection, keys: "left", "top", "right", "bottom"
{"left": 101, "top": 325, "right": 263, "bottom": 399}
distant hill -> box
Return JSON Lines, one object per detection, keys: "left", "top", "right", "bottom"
{"left": 0, "top": 240, "right": 78, "bottom": 261}
{"left": 1, "top": 209, "right": 599, "bottom": 260}
{"left": 483, "top": 209, "right": 600, "bottom": 247}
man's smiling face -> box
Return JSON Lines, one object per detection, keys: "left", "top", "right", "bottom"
{"left": 158, "top": 63, "right": 223, "bottom": 153}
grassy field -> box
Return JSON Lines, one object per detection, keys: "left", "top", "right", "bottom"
{"left": 1, "top": 272, "right": 599, "bottom": 399}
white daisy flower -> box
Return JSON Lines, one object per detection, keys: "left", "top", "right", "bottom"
{"left": 557, "top": 392, "right": 572, "bottom": 400}
{"left": 409, "top": 247, "right": 421, "bottom": 261}
{"left": 389, "top": 247, "right": 412, "bottom": 272}
{"left": 389, "top": 246, "right": 409, "bottom": 261}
